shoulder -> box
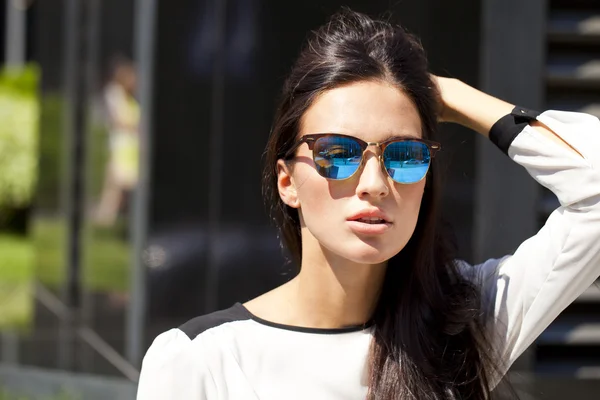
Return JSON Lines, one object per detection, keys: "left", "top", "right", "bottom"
{"left": 138, "top": 328, "right": 219, "bottom": 399}
{"left": 137, "top": 304, "right": 252, "bottom": 398}
{"left": 141, "top": 303, "right": 252, "bottom": 367}
{"left": 178, "top": 302, "right": 253, "bottom": 340}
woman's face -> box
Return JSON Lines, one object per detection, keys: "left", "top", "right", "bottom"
{"left": 278, "top": 80, "right": 426, "bottom": 265}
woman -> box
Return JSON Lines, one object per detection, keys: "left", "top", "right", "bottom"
{"left": 95, "top": 57, "right": 140, "bottom": 227}
{"left": 137, "top": 10, "right": 600, "bottom": 399}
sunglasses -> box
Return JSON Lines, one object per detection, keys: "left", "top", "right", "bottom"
{"left": 284, "top": 134, "right": 441, "bottom": 184}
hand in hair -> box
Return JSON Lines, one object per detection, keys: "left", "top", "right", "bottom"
{"left": 431, "top": 74, "right": 513, "bottom": 133}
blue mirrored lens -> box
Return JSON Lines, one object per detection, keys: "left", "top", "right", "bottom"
{"left": 314, "top": 136, "right": 363, "bottom": 179}
{"left": 383, "top": 141, "right": 431, "bottom": 183}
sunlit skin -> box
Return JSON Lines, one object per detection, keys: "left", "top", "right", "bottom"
{"left": 245, "top": 80, "right": 425, "bottom": 328}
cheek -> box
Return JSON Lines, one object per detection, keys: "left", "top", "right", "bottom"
{"left": 294, "top": 169, "right": 333, "bottom": 217}
{"left": 394, "top": 181, "right": 425, "bottom": 208}
{"left": 291, "top": 151, "right": 341, "bottom": 217}
{"left": 391, "top": 181, "right": 426, "bottom": 230}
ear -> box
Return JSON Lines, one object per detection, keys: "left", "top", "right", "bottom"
{"left": 276, "top": 160, "right": 300, "bottom": 208}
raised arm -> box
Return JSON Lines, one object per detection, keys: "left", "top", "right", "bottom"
{"left": 435, "top": 76, "right": 600, "bottom": 373}
{"left": 435, "top": 76, "right": 581, "bottom": 155}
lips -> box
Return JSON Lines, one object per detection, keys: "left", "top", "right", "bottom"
{"left": 354, "top": 217, "right": 386, "bottom": 224}
{"left": 347, "top": 209, "right": 391, "bottom": 224}
{"left": 346, "top": 209, "right": 392, "bottom": 235}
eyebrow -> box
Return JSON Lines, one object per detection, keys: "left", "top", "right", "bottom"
{"left": 300, "top": 131, "right": 422, "bottom": 142}
{"left": 381, "top": 133, "right": 422, "bottom": 141}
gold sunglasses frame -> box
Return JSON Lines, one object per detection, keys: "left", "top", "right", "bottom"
{"left": 283, "top": 133, "right": 441, "bottom": 184}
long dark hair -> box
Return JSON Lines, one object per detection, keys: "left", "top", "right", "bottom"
{"left": 263, "top": 9, "right": 504, "bottom": 399}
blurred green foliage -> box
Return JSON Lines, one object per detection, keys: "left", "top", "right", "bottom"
{"left": 35, "top": 94, "right": 64, "bottom": 212}
{"left": 0, "top": 386, "right": 81, "bottom": 400}
{"left": 0, "top": 233, "right": 33, "bottom": 330}
{"left": 0, "top": 65, "right": 39, "bottom": 329}
{"left": 0, "top": 82, "right": 129, "bottom": 331}
{"left": 0, "top": 217, "right": 129, "bottom": 330}
{"left": 34, "top": 218, "right": 129, "bottom": 292}
{"left": 33, "top": 87, "right": 128, "bottom": 291}
{"left": 33, "top": 89, "right": 128, "bottom": 292}
{"left": 0, "top": 65, "right": 40, "bottom": 216}
{"left": 36, "top": 92, "right": 110, "bottom": 211}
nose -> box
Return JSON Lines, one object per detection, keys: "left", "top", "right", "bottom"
{"left": 355, "top": 151, "right": 390, "bottom": 199}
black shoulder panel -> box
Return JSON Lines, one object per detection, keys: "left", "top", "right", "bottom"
{"left": 178, "top": 303, "right": 252, "bottom": 340}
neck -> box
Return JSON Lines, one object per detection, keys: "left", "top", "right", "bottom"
{"left": 285, "top": 234, "right": 387, "bottom": 329}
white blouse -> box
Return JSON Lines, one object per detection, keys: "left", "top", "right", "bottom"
{"left": 137, "top": 109, "right": 600, "bottom": 399}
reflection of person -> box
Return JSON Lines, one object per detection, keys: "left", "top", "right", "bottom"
{"left": 95, "top": 57, "right": 140, "bottom": 226}
{"left": 137, "top": 10, "right": 600, "bottom": 399}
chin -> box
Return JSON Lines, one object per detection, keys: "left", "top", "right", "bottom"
{"left": 342, "top": 241, "right": 401, "bottom": 265}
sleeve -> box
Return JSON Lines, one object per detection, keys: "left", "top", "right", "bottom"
{"left": 472, "top": 108, "right": 600, "bottom": 373}
{"left": 136, "top": 329, "right": 219, "bottom": 400}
